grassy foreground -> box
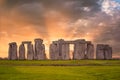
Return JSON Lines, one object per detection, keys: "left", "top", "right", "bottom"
{"left": 0, "top": 60, "right": 120, "bottom": 80}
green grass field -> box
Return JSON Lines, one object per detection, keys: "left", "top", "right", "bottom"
{"left": 0, "top": 60, "right": 120, "bottom": 80}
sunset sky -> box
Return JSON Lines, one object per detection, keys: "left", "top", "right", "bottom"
{"left": 0, "top": 0, "right": 120, "bottom": 58}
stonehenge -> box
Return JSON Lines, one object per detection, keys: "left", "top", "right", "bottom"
{"left": 8, "top": 38, "right": 113, "bottom": 60}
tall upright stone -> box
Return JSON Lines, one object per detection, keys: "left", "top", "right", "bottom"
{"left": 19, "top": 43, "right": 25, "bottom": 60}
{"left": 8, "top": 43, "right": 12, "bottom": 60}
{"left": 104, "top": 45, "right": 112, "bottom": 59}
{"left": 27, "top": 42, "right": 34, "bottom": 60}
{"left": 108, "top": 47, "right": 112, "bottom": 59}
{"left": 8, "top": 42, "right": 18, "bottom": 60}
{"left": 73, "top": 39, "right": 86, "bottom": 60}
{"left": 34, "top": 39, "right": 46, "bottom": 60}
{"left": 86, "top": 41, "right": 94, "bottom": 59}
{"left": 49, "top": 42, "right": 59, "bottom": 60}
{"left": 57, "top": 39, "right": 64, "bottom": 59}
{"left": 61, "top": 43, "right": 70, "bottom": 60}
{"left": 49, "top": 44, "right": 54, "bottom": 60}
{"left": 96, "top": 44, "right": 105, "bottom": 59}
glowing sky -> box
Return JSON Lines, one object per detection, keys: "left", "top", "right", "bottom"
{"left": 0, "top": 0, "right": 120, "bottom": 58}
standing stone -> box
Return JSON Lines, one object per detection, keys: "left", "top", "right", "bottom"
{"left": 108, "top": 47, "right": 112, "bottom": 59}
{"left": 96, "top": 44, "right": 112, "bottom": 60}
{"left": 19, "top": 43, "right": 25, "bottom": 60}
{"left": 61, "top": 43, "right": 70, "bottom": 60}
{"left": 8, "top": 43, "right": 12, "bottom": 60}
{"left": 49, "top": 43, "right": 56, "bottom": 60}
{"left": 34, "top": 39, "right": 46, "bottom": 60}
{"left": 58, "top": 39, "right": 64, "bottom": 59}
{"left": 8, "top": 42, "right": 18, "bottom": 60}
{"left": 44, "top": 53, "right": 47, "bottom": 59}
{"left": 73, "top": 40, "right": 86, "bottom": 60}
{"left": 104, "top": 45, "right": 112, "bottom": 59}
{"left": 104, "top": 45, "right": 109, "bottom": 59}
{"left": 96, "top": 44, "right": 105, "bottom": 59}
{"left": 86, "top": 42, "right": 94, "bottom": 59}
{"left": 49, "top": 42, "right": 60, "bottom": 60}
{"left": 27, "top": 42, "right": 34, "bottom": 60}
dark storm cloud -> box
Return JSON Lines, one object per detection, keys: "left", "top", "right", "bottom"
{"left": 40, "top": 0, "right": 102, "bottom": 20}
{"left": 3, "top": 0, "right": 101, "bottom": 18}
{"left": 3, "top": 0, "right": 40, "bottom": 7}
{"left": 1, "top": 0, "right": 102, "bottom": 38}
{"left": 16, "top": 2, "right": 45, "bottom": 25}
{"left": 96, "top": 24, "right": 120, "bottom": 42}
{"left": 1, "top": 0, "right": 102, "bottom": 30}
{"left": 1, "top": 0, "right": 49, "bottom": 38}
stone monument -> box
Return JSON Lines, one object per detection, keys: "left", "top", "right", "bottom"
{"left": 34, "top": 38, "right": 46, "bottom": 60}
{"left": 19, "top": 43, "right": 25, "bottom": 60}
{"left": 8, "top": 42, "right": 18, "bottom": 60}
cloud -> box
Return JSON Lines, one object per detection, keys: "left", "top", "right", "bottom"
{"left": 0, "top": 0, "right": 120, "bottom": 57}
{"left": 102, "top": 0, "right": 120, "bottom": 16}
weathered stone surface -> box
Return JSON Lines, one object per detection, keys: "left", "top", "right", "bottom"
{"left": 49, "top": 44, "right": 53, "bottom": 59}
{"left": 61, "top": 44, "right": 70, "bottom": 60}
{"left": 49, "top": 44, "right": 54, "bottom": 60}
{"left": 34, "top": 38, "right": 46, "bottom": 60}
{"left": 49, "top": 43, "right": 59, "bottom": 60}
{"left": 22, "top": 41, "right": 31, "bottom": 44}
{"left": 8, "top": 42, "right": 18, "bottom": 60}
{"left": 104, "top": 45, "right": 112, "bottom": 59}
{"left": 50, "top": 39, "right": 70, "bottom": 60}
{"left": 96, "top": 44, "right": 105, "bottom": 59}
{"left": 73, "top": 40, "right": 86, "bottom": 60}
{"left": 96, "top": 44, "right": 112, "bottom": 60}
{"left": 108, "top": 47, "right": 112, "bottom": 59}
{"left": 50, "top": 39, "right": 88, "bottom": 60}
{"left": 27, "top": 43, "right": 34, "bottom": 60}
{"left": 19, "top": 43, "right": 25, "bottom": 60}
{"left": 86, "top": 43, "right": 94, "bottom": 59}
{"left": 57, "top": 39, "right": 64, "bottom": 59}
